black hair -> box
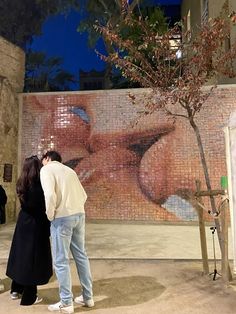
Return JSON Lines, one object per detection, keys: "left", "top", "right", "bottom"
{"left": 41, "top": 150, "right": 62, "bottom": 162}
{"left": 16, "top": 155, "right": 42, "bottom": 202}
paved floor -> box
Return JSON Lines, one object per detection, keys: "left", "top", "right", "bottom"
{"left": 0, "top": 222, "right": 231, "bottom": 260}
{"left": 0, "top": 222, "right": 236, "bottom": 314}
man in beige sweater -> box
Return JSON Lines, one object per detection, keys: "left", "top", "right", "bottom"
{"left": 40, "top": 151, "right": 94, "bottom": 314}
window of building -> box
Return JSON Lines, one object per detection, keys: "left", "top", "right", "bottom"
{"left": 201, "top": 0, "right": 209, "bottom": 24}
{"left": 186, "top": 9, "right": 191, "bottom": 41}
{"left": 187, "top": 10, "right": 191, "bottom": 32}
{"left": 225, "top": 37, "right": 231, "bottom": 52}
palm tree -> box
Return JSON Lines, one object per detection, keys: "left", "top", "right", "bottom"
{"left": 24, "top": 51, "right": 77, "bottom": 92}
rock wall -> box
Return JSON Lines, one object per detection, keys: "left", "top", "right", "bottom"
{"left": 0, "top": 36, "right": 25, "bottom": 221}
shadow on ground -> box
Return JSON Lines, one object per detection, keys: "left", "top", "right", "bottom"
{"left": 1, "top": 275, "right": 165, "bottom": 311}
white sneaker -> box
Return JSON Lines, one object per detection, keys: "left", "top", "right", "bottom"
{"left": 11, "top": 292, "right": 21, "bottom": 300}
{"left": 34, "top": 296, "right": 43, "bottom": 304}
{"left": 74, "top": 295, "right": 94, "bottom": 307}
{"left": 48, "top": 301, "right": 74, "bottom": 313}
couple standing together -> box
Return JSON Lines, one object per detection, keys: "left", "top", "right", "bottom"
{"left": 6, "top": 151, "right": 94, "bottom": 314}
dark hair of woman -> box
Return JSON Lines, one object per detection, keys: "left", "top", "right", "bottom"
{"left": 16, "top": 155, "right": 42, "bottom": 203}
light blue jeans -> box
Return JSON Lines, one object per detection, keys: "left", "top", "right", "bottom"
{"left": 50, "top": 213, "right": 93, "bottom": 305}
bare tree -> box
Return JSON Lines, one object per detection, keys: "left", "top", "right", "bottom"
{"left": 95, "top": 1, "right": 236, "bottom": 250}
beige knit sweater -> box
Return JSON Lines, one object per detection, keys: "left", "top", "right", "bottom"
{"left": 40, "top": 161, "right": 87, "bottom": 221}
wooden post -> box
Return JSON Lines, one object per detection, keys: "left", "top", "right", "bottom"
{"left": 195, "top": 180, "right": 209, "bottom": 275}
{"left": 220, "top": 196, "right": 232, "bottom": 283}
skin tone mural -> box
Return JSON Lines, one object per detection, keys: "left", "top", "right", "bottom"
{"left": 21, "top": 88, "right": 232, "bottom": 222}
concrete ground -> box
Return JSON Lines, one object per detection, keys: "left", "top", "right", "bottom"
{"left": 1, "top": 222, "right": 236, "bottom": 314}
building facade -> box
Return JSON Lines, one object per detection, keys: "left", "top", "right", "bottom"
{"left": 181, "top": 0, "right": 236, "bottom": 84}
{"left": 79, "top": 69, "right": 110, "bottom": 90}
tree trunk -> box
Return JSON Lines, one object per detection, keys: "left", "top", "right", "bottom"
{"left": 189, "top": 117, "right": 223, "bottom": 252}
{"left": 195, "top": 180, "right": 209, "bottom": 275}
{"left": 103, "top": 41, "right": 115, "bottom": 89}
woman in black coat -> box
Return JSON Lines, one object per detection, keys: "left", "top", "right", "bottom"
{"left": 6, "top": 155, "right": 52, "bottom": 306}
{"left": 0, "top": 184, "right": 7, "bottom": 291}
{"left": 0, "top": 184, "right": 7, "bottom": 224}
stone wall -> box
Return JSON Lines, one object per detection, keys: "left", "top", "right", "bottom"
{"left": 20, "top": 86, "right": 236, "bottom": 222}
{"left": 0, "top": 37, "right": 25, "bottom": 92}
{"left": 0, "top": 36, "right": 25, "bottom": 221}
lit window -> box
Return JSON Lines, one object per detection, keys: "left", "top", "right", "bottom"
{"left": 186, "top": 9, "right": 191, "bottom": 41}
{"left": 187, "top": 10, "right": 191, "bottom": 32}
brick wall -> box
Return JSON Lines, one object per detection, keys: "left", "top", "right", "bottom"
{"left": 20, "top": 86, "right": 236, "bottom": 222}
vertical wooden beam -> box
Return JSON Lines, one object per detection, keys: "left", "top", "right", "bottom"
{"left": 221, "top": 197, "right": 232, "bottom": 283}
{"left": 195, "top": 180, "right": 209, "bottom": 275}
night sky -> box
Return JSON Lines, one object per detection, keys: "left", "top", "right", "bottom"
{"left": 30, "top": 0, "right": 181, "bottom": 89}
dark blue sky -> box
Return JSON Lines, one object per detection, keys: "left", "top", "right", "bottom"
{"left": 30, "top": 0, "right": 181, "bottom": 89}
{"left": 31, "top": 10, "right": 106, "bottom": 74}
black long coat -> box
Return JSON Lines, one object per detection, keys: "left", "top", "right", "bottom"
{"left": 0, "top": 185, "right": 7, "bottom": 206}
{"left": 6, "top": 181, "right": 53, "bottom": 286}
{"left": 0, "top": 185, "right": 7, "bottom": 224}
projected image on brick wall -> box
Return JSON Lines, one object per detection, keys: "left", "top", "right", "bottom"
{"left": 21, "top": 89, "right": 228, "bottom": 222}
